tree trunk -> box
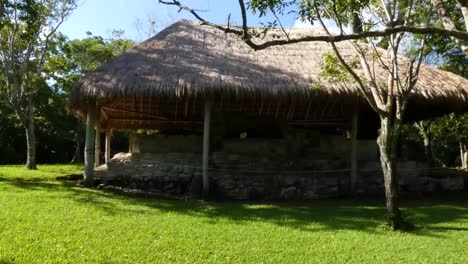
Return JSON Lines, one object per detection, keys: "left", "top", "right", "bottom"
{"left": 24, "top": 94, "right": 37, "bottom": 170}
{"left": 71, "top": 138, "right": 82, "bottom": 164}
{"left": 416, "top": 121, "right": 434, "bottom": 167}
{"left": 432, "top": 0, "right": 468, "bottom": 54}
{"left": 94, "top": 127, "right": 101, "bottom": 168}
{"left": 13, "top": 94, "right": 38, "bottom": 170}
{"left": 423, "top": 135, "right": 434, "bottom": 166}
{"left": 25, "top": 117, "right": 37, "bottom": 170}
{"left": 458, "top": 0, "right": 468, "bottom": 33}
{"left": 0, "top": 1, "right": 5, "bottom": 28}
{"left": 71, "top": 119, "right": 83, "bottom": 164}
{"left": 377, "top": 116, "right": 405, "bottom": 229}
{"left": 350, "top": 102, "right": 359, "bottom": 193}
{"left": 464, "top": 149, "right": 468, "bottom": 170}
{"left": 84, "top": 98, "right": 96, "bottom": 186}
{"left": 105, "top": 130, "right": 112, "bottom": 163}
{"left": 460, "top": 142, "right": 468, "bottom": 170}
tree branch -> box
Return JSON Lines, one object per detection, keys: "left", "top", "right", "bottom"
{"left": 459, "top": 0, "right": 468, "bottom": 32}
{"left": 432, "top": 0, "right": 468, "bottom": 54}
{"left": 238, "top": 0, "right": 249, "bottom": 39}
{"left": 158, "top": 0, "right": 468, "bottom": 51}
{"left": 313, "top": 2, "right": 386, "bottom": 115}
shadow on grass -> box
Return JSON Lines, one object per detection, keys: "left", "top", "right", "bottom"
{"left": 424, "top": 226, "right": 468, "bottom": 231}
{"left": 1, "top": 177, "right": 467, "bottom": 236}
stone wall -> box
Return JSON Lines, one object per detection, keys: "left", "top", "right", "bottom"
{"left": 130, "top": 134, "right": 203, "bottom": 153}
{"left": 97, "top": 152, "right": 202, "bottom": 195}
{"left": 129, "top": 132, "right": 369, "bottom": 161}
{"left": 96, "top": 151, "right": 465, "bottom": 201}
{"left": 94, "top": 131, "right": 465, "bottom": 200}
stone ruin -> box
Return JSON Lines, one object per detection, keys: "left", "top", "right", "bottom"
{"left": 95, "top": 133, "right": 465, "bottom": 201}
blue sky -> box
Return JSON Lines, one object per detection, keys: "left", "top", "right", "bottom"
{"left": 60, "top": 0, "right": 301, "bottom": 41}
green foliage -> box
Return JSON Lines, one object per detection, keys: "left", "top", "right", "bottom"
{"left": 320, "top": 52, "right": 358, "bottom": 81}
{"left": 430, "top": 114, "right": 468, "bottom": 166}
{"left": 247, "top": 0, "right": 296, "bottom": 17}
{"left": 431, "top": 114, "right": 468, "bottom": 144}
{"left": 0, "top": 27, "right": 133, "bottom": 164}
{"left": 44, "top": 33, "right": 134, "bottom": 159}
{"left": 0, "top": 102, "right": 25, "bottom": 163}
{"left": 247, "top": 0, "right": 370, "bottom": 24}
{"left": 404, "top": 114, "right": 468, "bottom": 166}
{"left": 398, "top": 0, "right": 468, "bottom": 167}
{"left": 0, "top": 0, "right": 78, "bottom": 168}
{"left": 46, "top": 33, "right": 134, "bottom": 80}
{"left": 406, "top": 32, "right": 468, "bottom": 78}
{"left": 0, "top": 169, "right": 468, "bottom": 262}
{"left": 404, "top": 0, "right": 467, "bottom": 78}
{"left": 310, "top": 83, "right": 323, "bottom": 90}
{"left": 137, "top": 129, "right": 160, "bottom": 135}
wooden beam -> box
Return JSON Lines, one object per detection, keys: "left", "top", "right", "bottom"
{"left": 129, "top": 132, "right": 134, "bottom": 153}
{"left": 101, "top": 107, "right": 168, "bottom": 120}
{"left": 288, "top": 119, "right": 346, "bottom": 128}
{"left": 192, "top": 92, "right": 198, "bottom": 119}
{"left": 275, "top": 99, "right": 281, "bottom": 118}
{"left": 107, "top": 119, "right": 202, "bottom": 124}
{"left": 259, "top": 94, "right": 264, "bottom": 115}
{"left": 350, "top": 103, "right": 359, "bottom": 193}
{"left": 105, "top": 129, "right": 113, "bottom": 163}
{"left": 174, "top": 98, "right": 178, "bottom": 120}
{"left": 305, "top": 100, "right": 312, "bottom": 120}
{"left": 94, "top": 126, "right": 101, "bottom": 167}
{"left": 101, "top": 108, "right": 109, "bottom": 120}
{"left": 105, "top": 121, "right": 203, "bottom": 132}
{"left": 184, "top": 96, "right": 189, "bottom": 118}
{"left": 84, "top": 98, "right": 96, "bottom": 186}
{"left": 202, "top": 101, "right": 211, "bottom": 198}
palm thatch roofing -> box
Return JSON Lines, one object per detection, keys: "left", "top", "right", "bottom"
{"left": 67, "top": 19, "right": 468, "bottom": 131}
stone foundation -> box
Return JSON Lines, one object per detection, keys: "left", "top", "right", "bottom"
{"left": 96, "top": 152, "right": 465, "bottom": 200}
{"left": 96, "top": 153, "right": 202, "bottom": 196}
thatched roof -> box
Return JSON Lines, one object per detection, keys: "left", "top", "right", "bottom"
{"left": 67, "top": 19, "right": 468, "bottom": 130}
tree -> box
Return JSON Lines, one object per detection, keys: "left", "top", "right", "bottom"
{"left": 0, "top": 98, "right": 25, "bottom": 164}
{"left": 0, "top": 0, "right": 77, "bottom": 169}
{"left": 409, "top": 6, "right": 468, "bottom": 168}
{"left": 160, "top": 0, "right": 468, "bottom": 229}
{"left": 414, "top": 120, "right": 435, "bottom": 166}
{"left": 430, "top": 114, "right": 468, "bottom": 169}
{"left": 134, "top": 14, "right": 160, "bottom": 41}
{"left": 45, "top": 32, "right": 134, "bottom": 163}
{"left": 431, "top": 0, "right": 468, "bottom": 54}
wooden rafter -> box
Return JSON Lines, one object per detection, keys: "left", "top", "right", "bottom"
{"left": 101, "top": 107, "right": 168, "bottom": 120}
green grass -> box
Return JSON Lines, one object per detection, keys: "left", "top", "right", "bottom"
{"left": 0, "top": 165, "right": 467, "bottom": 263}
{"left": 0, "top": 164, "right": 83, "bottom": 180}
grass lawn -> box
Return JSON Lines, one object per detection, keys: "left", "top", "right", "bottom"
{"left": 0, "top": 164, "right": 83, "bottom": 180}
{"left": 0, "top": 165, "right": 467, "bottom": 263}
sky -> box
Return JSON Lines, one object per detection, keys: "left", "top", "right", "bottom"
{"left": 60, "top": 0, "right": 303, "bottom": 41}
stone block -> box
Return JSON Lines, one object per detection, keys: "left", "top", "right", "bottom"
{"left": 303, "top": 191, "right": 319, "bottom": 200}
{"left": 439, "top": 177, "right": 464, "bottom": 191}
{"left": 280, "top": 186, "right": 297, "bottom": 200}
{"left": 283, "top": 175, "right": 297, "bottom": 186}
{"left": 228, "top": 154, "right": 239, "bottom": 161}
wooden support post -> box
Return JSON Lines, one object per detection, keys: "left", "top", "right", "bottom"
{"left": 84, "top": 98, "right": 96, "bottom": 186}
{"left": 202, "top": 101, "right": 211, "bottom": 197}
{"left": 105, "top": 129, "right": 113, "bottom": 163}
{"left": 95, "top": 126, "right": 101, "bottom": 167}
{"left": 129, "top": 133, "right": 133, "bottom": 153}
{"left": 350, "top": 103, "right": 359, "bottom": 193}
